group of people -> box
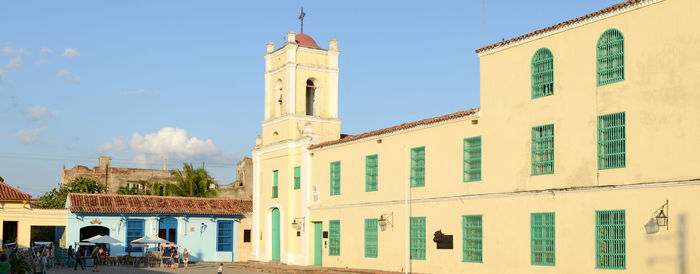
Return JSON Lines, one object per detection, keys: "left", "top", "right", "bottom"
{"left": 68, "top": 244, "right": 108, "bottom": 272}
{"left": 158, "top": 243, "right": 190, "bottom": 269}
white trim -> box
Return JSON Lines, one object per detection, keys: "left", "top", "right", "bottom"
{"left": 310, "top": 179, "right": 700, "bottom": 210}
{"left": 251, "top": 151, "right": 261, "bottom": 260}
{"left": 477, "top": 0, "right": 665, "bottom": 57}
{"left": 261, "top": 114, "right": 342, "bottom": 127}
{"left": 265, "top": 63, "right": 339, "bottom": 75}
{"left": 310, "top": 111, "right": 480, "bottom": 151}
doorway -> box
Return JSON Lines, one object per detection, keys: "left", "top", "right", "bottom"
{"left": 2, "top": 221, "right": 17, "bottom": 244}
{"left": 159, "top": 218, "right": 177, "bottom": 252}
{"left": 79, "top": 226, "right": 109, "bottom": 241}
{"left": 271, "top": 208, "right": 280, "bottom": 261}
{"left": 314, "top": 222, "right": 322, "bottom": 266}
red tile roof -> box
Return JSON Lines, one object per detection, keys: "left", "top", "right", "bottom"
{"left": 68, "top": 193, "right": 252, "bottom": 216}
{"left": 0, "top": 182, "right": 31, "bottom": 201}
{"left": 295, "top": 33, "right": 321, "bottom": 49}
{"left": 475, "top": 0, "right": 644, "bottom": 54}
{"left": 309, "top": 108, "right": 480, "bottom": 150}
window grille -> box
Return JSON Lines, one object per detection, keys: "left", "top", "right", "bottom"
{"left": 596, "top": 210, "right": 625, "bottom": 269}
{"left": 532, "top": 124, "right": 554, "bottom": 175}
{"left": 597, "top": 29, "right": 624, "bottom": 86}
{"left": 365, "top": 155, "right": 378, "bottom": 192}
{"left": 532, "top": 48, "right": 554, "bottom": 98}
{"left": 598, "top": 112, "right": 626, "bottom": 169}
{"left": 272, "top": 170, "right": 278, "bottom": 198}
{"left": 217, "top": 220, "right": 233, "bottom": 252}
{"left": 329, "top": 220, "right": 340, "bottom": 256}
{"left": 531, "top": 212, "right": 555, "bottom": 266}
{"left": 463, "top": 137, "right": 482, "bottom": 182}
{"left": 365, "top": 219, "right": 378, "bottom": 258}
{"left": 330, "top": 161, "right": 341, "bottom": 195}
{"left": 126, "top": 219, "right": 144, "bottom": 252}
{"left": 410, "top": 147, "right": 425, "bottom": 187}
{"left": 410, "top": 217, "right": 426, "bottom": 260}
{"left": 462, "top": 215, "right": 482, "bottom": 263}
{"left": 293, "top": 166, "right": 300, "bottom": 190}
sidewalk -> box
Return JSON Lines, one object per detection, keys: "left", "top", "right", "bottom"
{"left": 226, "top": 261, "right": 402, "bottom": 274}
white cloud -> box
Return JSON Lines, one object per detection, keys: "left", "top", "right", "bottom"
{"left": 57, "top": 69, "right": 80, "bottom": 83}
{"left": 2, "top": 47, "right": 28, "bottom": 55}
{"left": 123, "top": 89, "right": 148, "bottom": 95}
{"left": 13, "top": 127, "right": 47, "bottom": 144}
{"left": 33, "top": 59, "right": 48, "bottom": 65}
{"left": 22, "top": 105, "right": 54, "bottom": 122}
{"left": 40, "top": 48, "right": 52, "bottom": 54}
{"left": 97, "top": 136, "right": 127, "bottom": 153}
{"left": 5, "top": 56, "right": 23, "bottom": 69}
{"left": 62, "top": 48, "right": 80, "bottom": 57}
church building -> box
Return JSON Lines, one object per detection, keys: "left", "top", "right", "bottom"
{"left": 251, "top": 0, "right": 700, "bottom": 273}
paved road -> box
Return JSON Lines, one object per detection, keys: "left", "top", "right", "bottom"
{"left": 49, "top": 264, "right": 266, "bottom": 274}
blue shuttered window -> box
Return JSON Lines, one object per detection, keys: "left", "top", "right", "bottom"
{"left": 126, "top": 219, "right": 144, "bottom": 252}
{"left": 217, "top": 220, "right": 233, "bottom": 252}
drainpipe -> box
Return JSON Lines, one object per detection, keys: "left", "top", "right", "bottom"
{"left": 404, "top": 144, "right": 409, "bottom": 274}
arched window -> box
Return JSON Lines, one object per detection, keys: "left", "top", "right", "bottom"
{"left": 531, "top": 48, "right": 554, "bottom": 99}
{"left": 305, "top": 79, "right": 316, "bottom": 116}
{"left": 597, "top": 29, "right": 624, "bottom": 86}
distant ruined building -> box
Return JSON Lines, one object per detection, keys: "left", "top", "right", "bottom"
{"left": 218, "top": 157, "right": 253, "bottom": 200}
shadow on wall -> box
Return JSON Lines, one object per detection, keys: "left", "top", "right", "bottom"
{"left": 645, "top": 213, "right": 686, "bottom": 274}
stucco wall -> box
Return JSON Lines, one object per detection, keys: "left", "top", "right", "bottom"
{"left": 0, "top": 203, "right": 67, "bottom": 248}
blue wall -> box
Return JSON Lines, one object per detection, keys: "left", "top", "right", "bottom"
{"left": 66, "top": 212, "right": 239, "bottom": 262}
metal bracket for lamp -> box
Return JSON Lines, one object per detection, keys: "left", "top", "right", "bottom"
{"left": 644, "top": 200, "right": 669, "bottom": 234}
{"left": 378, "top": 213, "right": 393, "bottom": 232}
{"left": 291, "top": 217, "right": 305, "bottom": 232}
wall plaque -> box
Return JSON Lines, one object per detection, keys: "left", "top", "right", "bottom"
{"left": 433, "top": 230, "right": 453, "bottom": 249}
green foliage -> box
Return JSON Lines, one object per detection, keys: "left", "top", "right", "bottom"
{"left": 116, "top": 180, "right": 152, "bottom": 195}
{"left": 168, "top": 163, "right": 218, "bottom": 197}
{"left": 0, "top": 175, "right": 4, "bottom": 182}
{"left": 35, "top": 177, "right": 107, "bottom": 208}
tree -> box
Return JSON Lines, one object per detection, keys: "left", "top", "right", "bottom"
{"left": 168, "top": 163, "right": 218, "bottom": 197}
{"left": 0, "top": 176, "right": 4, "bottom": 182}
{"left": 35, "top": 177, "right": 107, "bottom": 208}
{"left": 116, "top": 180, "right": 152, "bottom": 195}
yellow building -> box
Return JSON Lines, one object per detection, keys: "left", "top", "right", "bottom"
{"left": 252, "top": 0, "right": 700, "bottom": 273}
{"left": 0, "top": 182, "right": 67, "bottom": 249}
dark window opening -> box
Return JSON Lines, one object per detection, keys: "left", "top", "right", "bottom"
{"left": 306, "top": 79, "right": 316, "bottom": 116}
{"left": 244, "top": 229, "right": 251, "bottom": 243}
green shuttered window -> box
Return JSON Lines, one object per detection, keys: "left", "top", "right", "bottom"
{"left": 364, "top": 219, "right": 378, "bottom": 258}
{"left": 597, "top": 29, "right": 624, "bottom": 86}
{"left": 532, "top": 124, "right": 554, "bottom": 175}
{"left": 531, "top": 212, "right": 555, "bottom": 266}
{"left": 330, "top": 161, "right": 341, "bottom": 195}
{"left": 532, "top": 48, "right": 554, "bottom": 98}
{"left": 272, "top": 170, "right": 278, "bottom": 198}
{"left": 596, "top": 210, "right": 625, "bottom": 269}
{"left": 410, "top": 217, "right": 426, "bottom": 260}
{"left": 365, "top": 154, "right": 378, "bottom": 192}
{"left": 598, "top": 112, "right": 626, "bottom": 169}
{"left": 462, "top": 215, "right": 483, "bottom": 263}
{"left": 463, "top": 137, "right": 482, "bottom": 182}
{"left": 410, "top": 147, "right": 425, "bottom": 187}
{"left": 293, "top": 166, "right": 300, "bottom": 190}
{"left": 329, "top": 220, "right": 340, "bottom": 256}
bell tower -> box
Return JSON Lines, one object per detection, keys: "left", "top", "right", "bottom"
{"left": 260, "top": 31, "right": 341, "bottom": 146}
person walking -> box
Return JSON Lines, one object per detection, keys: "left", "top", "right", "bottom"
{"left": 0, "top": 254, "right": 12, "bottom": 274}
{"left": 90, "top": 246, "right": 99, "bottom": 272}
{"left": 182, "top": 248, "right": 189, "bottom": 268}
{"left": 74, "top": 246, "right": 85, "bottom": 271}
{"left": 68, "top": 246, "right": 74, "bottom": 268}
{"left": 217, "top": 263, "right": 223, "bottom": 274}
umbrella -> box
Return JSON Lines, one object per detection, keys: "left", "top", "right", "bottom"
{"left": 88, "top": 235, "right": 122, "bottom": 244}
{"left": 130, "top": 236, "right": 169, "bottom": 244}
{"left": 83, "top": 235, "right": 103, "bottom": 242}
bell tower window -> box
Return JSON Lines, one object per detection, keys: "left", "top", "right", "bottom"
{"left": 274, "top": 79, "right": 283, "bottom": 117}
{"left": 306, "top": 79, "right": 316, "bottom": 116}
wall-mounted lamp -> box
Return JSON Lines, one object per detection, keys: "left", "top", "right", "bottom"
{"left": 378, "top": 213, "right": 393, "bottom": 232}
{"left": 200, "top": 222, "right": 207, "bottom": 232}
{"left": 644, "top": 200, "right": 669, "bottom": 234}
{"left": 291, "top": 217, "right": 305, "bottom": 232}
{"left": 376, "top": 139, "right": 382, "bottom": 144}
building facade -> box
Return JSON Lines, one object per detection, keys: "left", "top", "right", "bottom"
{"left": 252, "top": 0, "right": 700, "bottom": 273}
{"left": 65, "top": 193, "right": 252, "bottom": 262}
{"left": 0, "top": 182, "right": 67, "bottom": 249}
{"left": 62, "top": 157, "right": 175, "bottom": 194}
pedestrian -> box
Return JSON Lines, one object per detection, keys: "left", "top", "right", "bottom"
{"left": 217, "top": 263, "right": 223, "bottom": 274}
{"left": 182, "top": 248, "right": 189, "bottom": 268}
{"left": 74, "top": 246, "right": 85, "bottom": 271}
{"left": 68, "top": 246, "right": 74, "bottom": 268}
{"left": 90, "top": 245, "right": 99, "bottom": 272}
{"left": 0, "top": 253, "right": 11, "bottom": 274}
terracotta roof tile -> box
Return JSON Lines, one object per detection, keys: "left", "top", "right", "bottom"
{"left": 475, "top": 0, "right": 644, "bottom": 54}
{"left": 295, "top": 33, "right": 321, "bottom": 49}
{"left": 0, "top": 182, "right": 31, "bottom": 201}
{"left": 309, "top": 108, "right": 479, "bottom": 150}
{"left": 68, "top": 193, "right": 252, "bottom": 216}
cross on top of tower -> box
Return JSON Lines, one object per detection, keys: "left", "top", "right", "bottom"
{"left": 298, "top": 7, "right": 306, "bottom": 33}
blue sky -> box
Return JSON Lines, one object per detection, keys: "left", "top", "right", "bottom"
{"left": 0, "top": 1, "right": 620, "bottom": 196}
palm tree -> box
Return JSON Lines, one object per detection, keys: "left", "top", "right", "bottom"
{"left": 168, "top": 163, "right": 218, "bottom": 197}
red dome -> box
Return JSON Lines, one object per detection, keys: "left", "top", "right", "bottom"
{"left": 295, "top": 33, "right": 321, "bottom": 49}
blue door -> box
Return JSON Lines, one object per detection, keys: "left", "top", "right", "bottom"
{"left": 159, "top": 218, "right": 178, "bottom": 251}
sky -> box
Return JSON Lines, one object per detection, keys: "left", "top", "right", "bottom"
{"left": 0, "top": 0, "right": 621, "bottom": 196}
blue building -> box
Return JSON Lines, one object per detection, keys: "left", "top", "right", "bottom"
{"left": 65, "top": 193, "right": 252, "bottom": 262}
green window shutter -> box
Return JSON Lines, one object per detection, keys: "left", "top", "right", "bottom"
{"left": 293, "top": 166, "right": 300, "bottom": 190}
{"left": 410, "top": 217, "right": 426, "bottom": 260}
{"left": 463, "top": 137, "right": 482, "bottom": 182}
{"left": 531, "top": 212, "right": 555, "bottom": 266}
{"left": 364, "top": 219, "right": 378, "bottom": 258}
{"left": 410, "top": 147, "right": 425, "bottom": 187}
{"left": 330, "top": 161, "right": 341, "bottom": 195}
{"left": 597, "top": 29, "right": 625, "bottom": 86}
{"left": 596, "top": 210, "right": 625, "bottom": 269}
{"left": 329, "top": 220, "right": 340, "bottom": 256}
{"left": 365, "top": 154, "right": 378, "bottom": 192}
{"left": 597, "top": 112, "right": 626, "bottom": 169}
{"left": 272, "top": 170, "right": 278, "bottom": 198}
{"left": 531, "top": 124, "right": 555, "bottom": 175}
{"left": 531, "top": 48, "right": 554, "bottom": 99}
{"left": 462, "top": 215, "right": 483, "bottom": 263}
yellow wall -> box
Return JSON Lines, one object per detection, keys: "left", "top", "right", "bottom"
{"left": 0, "top": 202, "right": 68, "bottom": 248}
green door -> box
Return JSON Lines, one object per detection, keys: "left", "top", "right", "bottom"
{"left": 271, "top": 208, "right": 280, "bottom": 261}
{"left": 314, "top": 222, "right": 322, "bottom": 265}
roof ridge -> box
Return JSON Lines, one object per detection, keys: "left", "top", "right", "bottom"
{"left": 69, "top": 192, "right": 238, "bottom": 201}
{"left": 0, "top": 181, "right": 32, "bottom": 200}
